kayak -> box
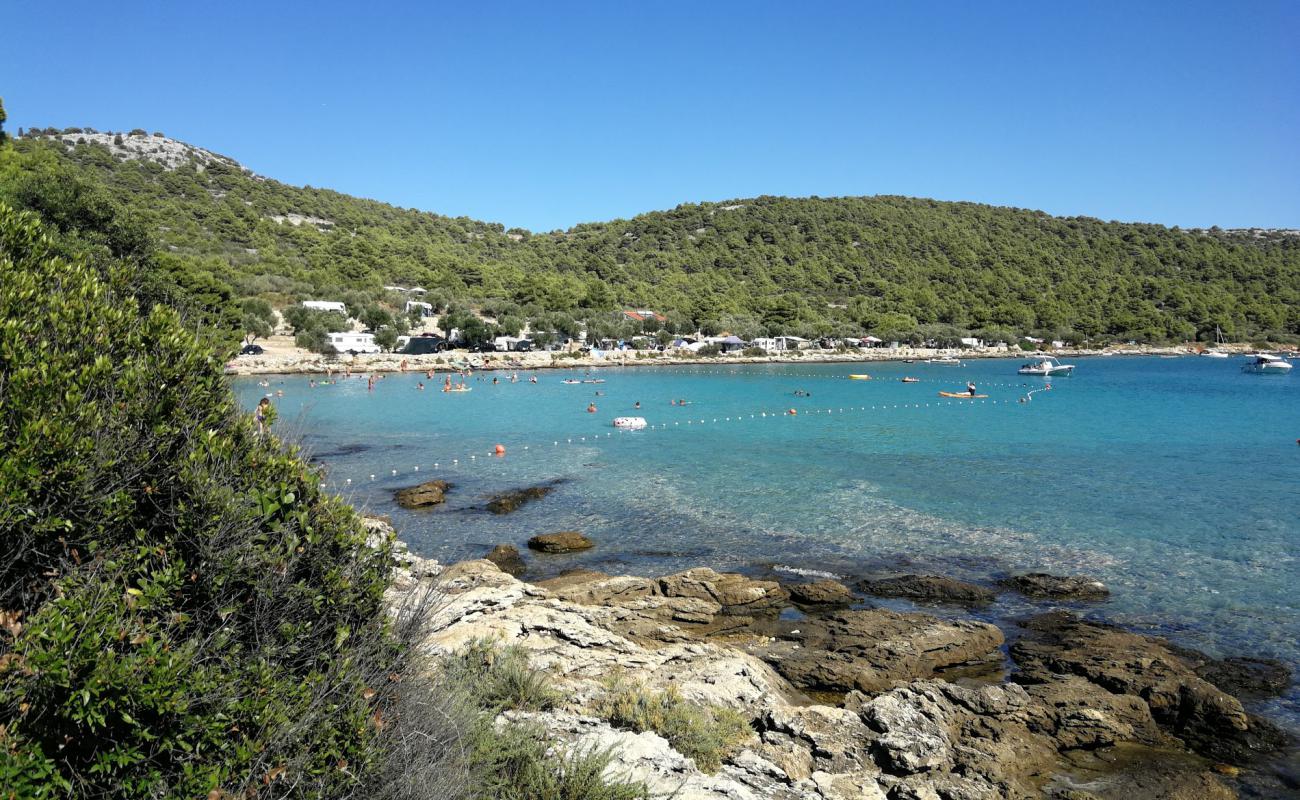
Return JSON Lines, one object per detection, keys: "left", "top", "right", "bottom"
{"left": 848, "top": 374, "right": 872, "bottom": 380}
{"left": 444, "top": 387, "right": 473, "bottom": 393}
{"left": 938, "top": 391, "right": 987, "bottom": 398}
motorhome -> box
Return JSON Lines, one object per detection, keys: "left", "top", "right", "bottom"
{"left": 326, "top": 332, "right": 380, "bottom": 354}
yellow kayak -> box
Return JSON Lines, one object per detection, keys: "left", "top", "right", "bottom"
{"left": 848, "top": 374, "right": 872, "bottom": 380}
{"left": 938, "top": 391, "right": 987, "bottom": 398}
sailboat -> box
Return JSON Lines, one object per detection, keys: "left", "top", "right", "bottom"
{"left": 1201, "top": 326, "right": 1230, "bottom": 358}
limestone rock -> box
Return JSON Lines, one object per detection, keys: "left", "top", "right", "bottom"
{"left": 1021, "top": 675, "right": 1171, "bottom": 750}
{"left": 750, "top": 609, "right": 1004, "bottom": 692}
{"left": 787, "top": 579, "right": 855, "bottom": 607}
{"left": 856, "top": 574, "right": 995, "bottom": 606}
{"left": 485, "top": 544, "right": 526, "bottom": 576}
{"left": 659, "top": 568, "right": 790, "bottom": 615}
{"left": 998, "top": 573, "right": 1110, "bottom": 601}
{"left": 1011, "top": 612, "right": 1287, "bottom": 763}
{"left": 393, "top": 479, "right": 451, "bottom": 508}
{"left": 527, "top": 531, "right": 594, "bottom": 553}
{"left": 851, "top": 681, "right": 1059, "bottom": 799}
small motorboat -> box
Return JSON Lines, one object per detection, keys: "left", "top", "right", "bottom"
{"left": 612, "top": 416, "right": 647, "bottom": 429}
{"left": 561, "top": 379, "right": 582, "bottom": 384}
{"left": 848, "top": 374, "right": 872, "bottom": 380}
{"left": 901, "top": 377, "right": 920, "bottom": 383}
{"left": 938, "top": 391, "right": 988, "bottom": 398}
{"left": 926, "top": 356, "right": 961, "bottom": 365}
{"left": 582, "top": 379, "right": 606, "bottom": 384}
{"left": 1018, "top": 355, "right": 1075, "bottom": 376}
{"left": 1241, "top": 354, "right": 1293, "bottom": 374}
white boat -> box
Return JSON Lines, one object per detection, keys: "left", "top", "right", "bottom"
{"left": 1201, "top": 326, "right": 1231, "bottom": 358}
{"left": 1241, "top": 354, "right": 1293, "bottom": 374}
{"left": 612, "top": 416, "right": 647, "bottom": 429}
{"left": 926, "top": 356, "right": 961, "bottom": 365}
{"left": 1017, "top": 355, "right": 1075, "bottom": 376}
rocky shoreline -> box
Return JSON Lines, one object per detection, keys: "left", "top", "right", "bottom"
{"left": 225, "top": 336, "right": 1216, "bottom": 376}
{"left": 367, "top": 517, "right": 1297, "bottom": 799}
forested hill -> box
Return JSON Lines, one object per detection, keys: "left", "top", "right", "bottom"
{"left": 4, "top": 130, "right": 1298, "bottom": 344}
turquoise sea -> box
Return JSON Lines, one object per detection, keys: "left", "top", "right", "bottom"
{"left": 234, "top": 355, "right": 1300, "bottom": 727}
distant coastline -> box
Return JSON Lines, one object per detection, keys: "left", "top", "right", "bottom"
{"left": 224, "top": 338, "right": 1231, "bottom": 376}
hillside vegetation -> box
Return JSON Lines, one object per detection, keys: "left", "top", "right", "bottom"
{"left": 4, "top": 130, "right": 1299, "bottom": 345}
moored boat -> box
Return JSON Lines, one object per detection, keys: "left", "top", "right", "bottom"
{"left": 1241, "top": 354, "right": 1293, "bottom": 374}
{"left": 612, "top": 416, "right": 647, "bottom": 429}
{"left": 926, "top": 356, "right": 961, "bottom": 365}
{"left": 1017, "top": 355, "right": 1075, "bottom": 376}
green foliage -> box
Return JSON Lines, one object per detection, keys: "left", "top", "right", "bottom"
{"left": 594, "top": 677, "right": 753, "bottom": 773}
{"left": 4, "top": 131, "right": 1299, "bottom": 346}
{"left": 374, "top": 327, "right": 399, "bottom": 352}
{"left": 741, "top": 346, "right": 767, "bottom": 357}
{"left": 0, "top": 201, "right": 396, "bottom": 798}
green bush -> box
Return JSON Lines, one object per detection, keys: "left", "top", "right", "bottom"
{"left": 441, "top": 639, "right": 560, "bottom": 714}
{"left": 594, "top": 676, "right": 752, "bottom": 773}
{"left": 741, "top": 346, "right": 767, "bottom": 357}
{"left": 0, "top": 201, "right": 398, "bottom": 798}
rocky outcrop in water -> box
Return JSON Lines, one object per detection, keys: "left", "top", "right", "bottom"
{"left": 526, "top": 531, "right": 593, "bottom": 553}
{"left": 393, "top": 479, "right": 451, "bottom": 508}
{"left": 1010, "top": 612, "right": 1289, "bottom": 764}
{"left": 658, "top": 567, "right": 790, "bottom": 616}
{"left": 485, "top": 544, "right": 527, "bottom": 576}
{"left": 787, "top": 579, "right": 856, "bottom": 607}
{"left": 485, "top": 482, "right": 560, "bottom": 514}
{"left": 857, "top": 573, "right": 996, "bottom": 606}
{"left": 371, "top": 521, "right": 1264, "bottom": 799}
{"left": 999, "top": 572, "right": 1110, "bottom": 601}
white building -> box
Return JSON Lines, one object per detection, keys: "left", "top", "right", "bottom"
{"left": 405, "top": 300, "right": 433, "bottom": 316}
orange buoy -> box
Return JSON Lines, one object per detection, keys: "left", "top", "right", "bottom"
{"left": 494, "top": 444, "right": 506, "bottom": 456}
{"left": 788, "top": 408, "right": 797, "bottom": 415}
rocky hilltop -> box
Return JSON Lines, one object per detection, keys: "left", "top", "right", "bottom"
{"left": 370, "top": 520, "right": 1294, "bottom": 799}
{"left": 37, "top": 129, "right": 251, "bottom": 173}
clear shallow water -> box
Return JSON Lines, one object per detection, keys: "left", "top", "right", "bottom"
{"left": 235, "top": 356, "right": 1300, "bottom": 725}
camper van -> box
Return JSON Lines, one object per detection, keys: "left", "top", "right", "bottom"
{"left": 327, "top": 332, "right": 381, "bottom": 355}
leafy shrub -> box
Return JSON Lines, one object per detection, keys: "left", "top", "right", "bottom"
{"left": 0, "top": 201, "right": 398, "bottom": 798}
{"left": 741, "top": 346, "right": 767, "bottom": 357}
{"left": 696, "top": 343, "right": 722, "bottom": 357}
{"left": 594, "top": 676, "right": 752, "bottom": 773}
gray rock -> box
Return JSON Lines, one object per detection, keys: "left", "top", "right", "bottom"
{"left": 998, "top": 573, "right": 1110, "bottom": 601}
{"left": 857, "top": 574, "right": 995, "bottom": 606}
{"left": 527, "top": 531, "right": 594, "bottom": 553}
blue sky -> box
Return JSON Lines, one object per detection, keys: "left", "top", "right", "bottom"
{"left": 3, "top": 1, "right": 1297, "bottom": 231}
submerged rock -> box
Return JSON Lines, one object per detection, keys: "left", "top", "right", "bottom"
{"left": 485, "top": 482, "right": 558, "bottom": 514}
{"left": 750, "top": 609, "right": 1004, "bottom": 693}
{"left": 857, "top": 574, "right": 995, "bottom": 606}
{"left": 787, "top": 579, "right": 856, "bottom": 607}
{"left": 658, "top": 567, "right": 790, "bottom": 616}
{"left": 485, "top": 544, "right": 526, "bottom": 576}
{"left": 1011, "top": 612, "right": 1289, "bottom": 763}
{"left": 393, "top": 479, "right": 451, "bottom": 509}
{"left": 999, "top": 573, "right": 1110, "bottom": 601}
{"left": 1161, "top": 645, "right": 1293, "bottom": 700}
{"left": 526, "top": 531, "right": 593, "bottom": 553}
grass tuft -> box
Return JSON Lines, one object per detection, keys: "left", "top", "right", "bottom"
{"left": 594, "top": 676, "right": 754, "bottom": 773}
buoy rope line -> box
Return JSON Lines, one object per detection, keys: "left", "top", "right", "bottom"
{"left": 316, "top": 390, "right": 1054, "bottom": 490}
{"left": 554, "top": 369, "right": 1049, "bottom": 389}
